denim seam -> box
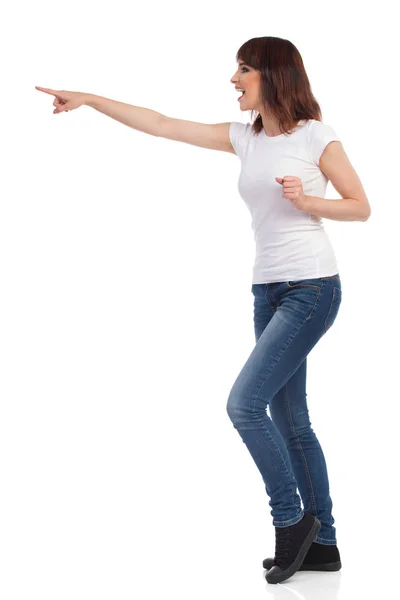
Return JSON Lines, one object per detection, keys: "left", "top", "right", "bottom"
{"left": 273, "top": 509, "right": 304, "bottom": 527}
{"left": 249, "top": 414, "right": 293, "bottom": 481}
{"left": 324, "top": 286, "right": 340, "bottom": 334}
{"left": 284, "top": 382, "right": 318, "bottom": 516}
{"left": 265, "top": 284, "right": 276, "bottom": 311}
{"left": 305, "top": 280, "right": 324, "bottom": 321}
{"left": 315, "top": 536, "right": 337, "bottom": 545}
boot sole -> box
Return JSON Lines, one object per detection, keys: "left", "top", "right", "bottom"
{"left": 265, "top": 516, "right": 321, "bottom": 584}
{"left": 263, "top": 559, "right": 342, "bottom": 572}
{"left": 299, "top": 560, "right": 342, "bottom": 571}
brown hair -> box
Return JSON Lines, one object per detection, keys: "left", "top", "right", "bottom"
{"left": 236, "top": 36, "right": 322, "bottom": 136}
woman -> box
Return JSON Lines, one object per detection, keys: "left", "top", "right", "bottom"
{"left": 36, "top": 35, "right": 371, "bottom": 585}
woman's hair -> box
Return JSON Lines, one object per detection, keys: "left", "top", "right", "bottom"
{"left": 236, "top": 36, "right": 322, "bottom": 136}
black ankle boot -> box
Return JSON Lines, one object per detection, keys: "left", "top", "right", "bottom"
{"left": 263, "top": 540, "right": 342, "bottom": 572}
{"left": 265, "top": 512, "right": 321, "bottom": 584}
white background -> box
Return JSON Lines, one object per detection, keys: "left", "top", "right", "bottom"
{"left": 1, "top": 1, "right": 398, "bottom": 598}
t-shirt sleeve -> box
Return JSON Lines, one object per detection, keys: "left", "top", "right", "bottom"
{"left": 229, "top": 121, "right": 251, "bottom": 159}
{"left": 309, "top": 120, "right": 341, "bottom": 166}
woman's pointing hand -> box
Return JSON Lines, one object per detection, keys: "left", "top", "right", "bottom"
{"left": 35, "top": 87, "right": 88, "bottom": 114}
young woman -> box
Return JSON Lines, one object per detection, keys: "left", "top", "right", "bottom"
{"left": 36, "top": 35, "right": 370, "bottom": 585}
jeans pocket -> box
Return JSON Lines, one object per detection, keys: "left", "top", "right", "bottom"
{"left": 322, "top": 274, "right": 340, "bottom": 282}
{"left": 324, "top": 286, "right": 342, "bottom": 333}
{"left": 286, "top": 278, "right": 323, "bottom": 291}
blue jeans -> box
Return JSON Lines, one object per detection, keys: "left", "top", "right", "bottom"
{"left": 226, "top": 274, "right": 342, "bottom": 545}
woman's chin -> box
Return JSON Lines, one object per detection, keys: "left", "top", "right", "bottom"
{"left": 239, "top": 101, "right": 255, "bottom": 111}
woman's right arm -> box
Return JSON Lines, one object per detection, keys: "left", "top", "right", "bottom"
{"left": 85, "top": 94, "right": 235, "bottom": 154}
{"left": 35, "top": 88, "right": 235, "bottom": 154}
{"left": 85, "top": 94, "right": 164, "bottom": 137}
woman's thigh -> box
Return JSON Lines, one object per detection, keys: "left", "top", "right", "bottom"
{"left": 253, "top": 283, "right": 308, "bottom": 433}
{"left": 228, "top": 276, "right": 341, "bottom": 415}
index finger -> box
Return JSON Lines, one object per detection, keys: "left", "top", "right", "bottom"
{"left": 35, "top": 86, "right": 59, "bottom": 96}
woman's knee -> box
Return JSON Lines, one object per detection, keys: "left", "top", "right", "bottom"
{"left": 226, "top": 383, "right": 249, "bottom": 422}
{"left": 226, "top": 388, "right": 240, "bottom": 421}
{"left": 226, "top": 384, "right": 264, "bottom": 423}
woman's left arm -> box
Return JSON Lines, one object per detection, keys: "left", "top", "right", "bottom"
{"left": 305, "top": 141, "right": 371, "bottom": 222}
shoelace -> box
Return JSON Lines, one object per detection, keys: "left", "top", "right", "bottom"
{"left": 273, "top": 526, "right": 291, "bottom": 567}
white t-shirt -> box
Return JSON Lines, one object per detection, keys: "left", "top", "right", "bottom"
{"left": 229, "top": 119, "right": 341, "bottom": 284}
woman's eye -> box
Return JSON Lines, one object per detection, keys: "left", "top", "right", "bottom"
{"left": 241, "top": 67, "right": 249, "bottom": 72}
